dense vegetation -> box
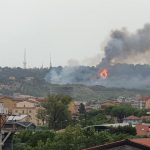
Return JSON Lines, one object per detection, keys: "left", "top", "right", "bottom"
{"left": 13, "top": 126, "right": 135, "bottom": 150}
{"left": 77, "top": 104, "right": 147, "bottom": 127}
{"left": 105, "top": 104, "right": 147, "bottom": 122}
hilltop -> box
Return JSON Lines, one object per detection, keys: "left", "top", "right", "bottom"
{"left": 0, "top": 67, "right": 149, "bottom": 101}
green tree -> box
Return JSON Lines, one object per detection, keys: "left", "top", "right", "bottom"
{"left": 37, "top": 109, "right": 47, "bottom": 125}
{"left": 41, "top": 95, "right": 72, "bottom": 129}
{"left": 110, "top": 104, "right": 147, "bottom": 122}
{"left": 109, "top": 126, "right": 136, "bottom": 135}
{"left": 78, "top": 103, "right": 86, "bottom": 114}
{"left": 14, "top": 126, "right": 133, "bottom": 150}
{"left": 78, "top": 103, "right": 87, "bottom": 126}
{"left": 78, "top": 109, "right": 111, "bottom": 127}
{"left": 111, "top": 104, "right": 135, "bottom": 122}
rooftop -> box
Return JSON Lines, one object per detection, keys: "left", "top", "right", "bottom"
{"left": 82, "top": 138, "right": 150, "bottom": 150}
{"left": 136, "top": 124, "right": 150, "bottom": 136}
{"left": 8, "top": 115, "right": 28, "bottom": 121}
{"left": 124, "top": 115, "right": 141, "bottom": 120}
{"left": 130, "top": 138, "right": 150, "bottom": 147}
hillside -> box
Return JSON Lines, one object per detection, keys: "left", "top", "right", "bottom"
{"left": 0, "top": 67, "right": 149, "bottom": 101}
{"left": 49, "top": 84, "right": 150, "bottom": 101}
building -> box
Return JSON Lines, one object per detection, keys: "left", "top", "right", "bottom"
{"left": 140, "top": 116, "right": 150, "bottom": 123}
{"left": 82, "top": 138, "right": 150, "bottom": 150}
{"left": 8, "top": 76, "right": 16, "bottom": 80}
{"left": 123, "top": 116, "right": 142, "bottom": 125}
{"left": 145, "top": 98, "right": 150, "bottom": 109}
{"left": 84, "top": 123, "right": 130, "bottom": 132}
{"left": 0, "top": 96, "right": 21, "bottom": 114}
{"left": 138, "top": 96, "right": 150, "bottom": 109}
{"left": 0, "top": 103, "right": 8, "bottom": 114}
{"left": 4, "top": 121, "right": 36, "bottom": 130}
{"left": 137, "top": 96, "right": 150, "bottom": 109}
{"left": 136, "top": 124, "right": 150, "bottom": 136}
{"left": 7, "top": 115, "right": 30, "bottom": 122}
{"left": 12, "top": 99, "right": 43, "bottom": 126}
{"left": 125, "top": 96, "right": 150, "bottom": 109}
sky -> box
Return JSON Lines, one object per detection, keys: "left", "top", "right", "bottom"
{"left": 0, "top": 0, "right": 150, "bottom": 68}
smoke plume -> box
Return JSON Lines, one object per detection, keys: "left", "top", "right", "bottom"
{"left": 45, "top": 23, "right": 150, "bottom": 89}
{"left": 102, "top": 24, "right": 150, "bottom": 65}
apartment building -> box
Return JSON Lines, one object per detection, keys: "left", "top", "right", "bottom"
{"left": 0, "top": 96, "right": 20, "bottom": 114}
{"left": 12, "top": 99, "right": 43, "bottom": 126}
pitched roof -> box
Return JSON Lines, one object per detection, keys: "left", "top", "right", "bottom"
{"left": 130, "top": 138, "right": 150, "bottom": 147}
{"left": 124, "top": 115, "right": 141, "bottom": 120}
{"left": 0, "top": 96, "right": 23, "bottom": 101}
{"left": 8, "top": 115, "right": 28, "bottom": 121}
{"left": 15, "top": 99, "right": 39, "bottom": 104}
{"left": 5, "top": 121, "right": 36, "bottom": 128}
{"left": 16, "top": 122, "right": 35, "bottom": 128}
{"left": 82, "top": 138, "right": 150, "bottom": 150}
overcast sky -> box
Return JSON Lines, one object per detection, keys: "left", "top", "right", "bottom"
{"left": 0, "top": 0, "right": 150, "bottom": 68}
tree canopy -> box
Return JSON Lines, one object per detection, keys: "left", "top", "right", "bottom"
{"left": 13, "top": 125, "right": 134, "bottom": 150}
{"left": 108, "top": 104, "right": 147, "bottom": 122}
{"left": 40, "top": 95, "right": 72, "bottom": 129}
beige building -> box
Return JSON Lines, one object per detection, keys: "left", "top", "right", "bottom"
{"left": 137, "top": 96, "right": 150, "bottom": 109}
{"left": 12, "top": 99, "right": 43, "bottom": 126}
{"left": 0, "top": 96, "right": 20, "bottom": 114}
{"left": 145, "top": 98, "right": 150, "bottom": 109}
{"left": 0, "top": 103, "right": 8, "bottom": 114}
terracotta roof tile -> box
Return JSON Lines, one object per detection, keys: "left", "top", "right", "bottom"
{"left": 124, "top": 115, "right": 141, "bottom": 120}
{"left": 82, "top": 138, "right": 150, "bottom": 150}
{"left": 135, "top": 124, "right": 150, "bottom": 136}
{"left": 130, "top": 138, "right": 150, "bottom": 147}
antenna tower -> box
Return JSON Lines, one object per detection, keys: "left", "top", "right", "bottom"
{"left": 23, "top": 49, "right": 27, "bottom": 69}
{"left": 49, "top": 54, "right": 52, "bottom": 69}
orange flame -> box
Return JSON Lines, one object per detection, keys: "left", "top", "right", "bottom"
{"left": 100, "top": 68, "right": 109, "bottom": 79}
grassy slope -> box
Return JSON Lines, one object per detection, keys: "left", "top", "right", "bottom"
{"left": 0, "top": 81, "right": 150, "bottom": 101}
{"left": 48, "top": 84, "right": 150, "bottom": 101}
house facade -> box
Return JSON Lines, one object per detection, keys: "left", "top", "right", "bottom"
{"left": 12, "top": 100, "right": 43, "bottom": 126}
{"left": 0, "top": 96, "right": 20, "bottom": 114}
{"left": 0, "top": 103, "right": 8, "bottom": 114}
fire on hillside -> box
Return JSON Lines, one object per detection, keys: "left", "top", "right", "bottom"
{"left": 99, "top": 68, "right": 109, "bottom": 79}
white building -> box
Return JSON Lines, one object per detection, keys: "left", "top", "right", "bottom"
{"left": 0, "top": 103, "right": 8, "bottom": 114}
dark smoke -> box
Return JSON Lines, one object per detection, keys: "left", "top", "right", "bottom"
{"left": 45, "top": 24, "right": 150, "bottom": 89}
{"left": 102, "top": 24, "right": 150, "bottom": 65}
